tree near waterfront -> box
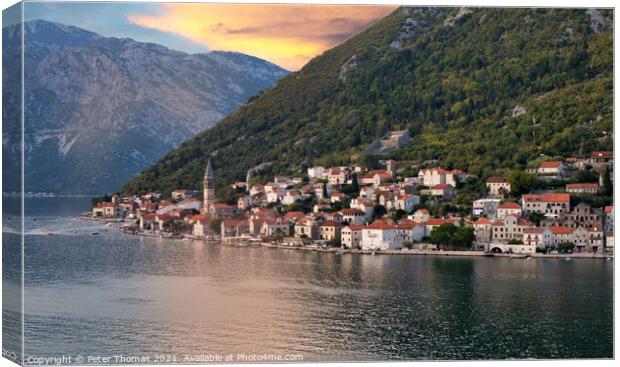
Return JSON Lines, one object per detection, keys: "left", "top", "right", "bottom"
{"left": 430, "top": 224, "right": 475, "bottom": 250}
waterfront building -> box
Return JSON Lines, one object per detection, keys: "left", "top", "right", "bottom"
{"left": 491, "top": 215, "right": 535, "bottom": 243}
{"left": 92, "top": 201, "right": 122, "bottom": 218}
{"left": 396, "top": 220, "right": 425, "bottom": 243}
{"left": 294, "top": 216, "right": 319, "bottom": 240}
{"left": 221, "top": 219, "right": 250, "bottom": 238}
{"left": 473, "top": 218, "right": 493, "bottom": 245}
{"left": 341, "top": 225, "right": 364, "bottom": 248}
{"left": 361, "top": 220, "right": 399, "bottom": 251}
{"left": 319, "top": 221, "right": 343, "bottom": 242}
{"left": 522, "top": 227, "right": 551, "bottom": 248}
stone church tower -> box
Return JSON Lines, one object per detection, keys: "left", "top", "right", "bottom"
{"left": 203, "top": 159, "right": 215, "bottom": 215}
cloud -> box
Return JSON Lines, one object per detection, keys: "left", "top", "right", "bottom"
{"left": 127, "top": 3, "right": 395, "bottom": 70}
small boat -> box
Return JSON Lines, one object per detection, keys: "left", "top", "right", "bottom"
{"left": 565, "top": 257, "right": 572, "bottom": 261}
{"left": 47, "top": 232, "right": 53, "bottom": 236}
{"left": 525, "top": 256, "right": 532, "bottom": 261}
{"left": 72, "top": 229, "right": 77, "bottom": 233}
{"left": 32, "top": 218, "right": 37, "bottom": 221}
{"left": 607, "top": 257, "right": 612, "bottom": 261}
{"left": 371, "top": 251, "right": 376, "bottom": 256}
{"left": 91, "top": 232, "right": 99, "bottom": 235}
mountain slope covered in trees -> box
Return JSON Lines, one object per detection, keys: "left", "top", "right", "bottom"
{"left": 122, "top": 7, "right": 613, "bottom": 196}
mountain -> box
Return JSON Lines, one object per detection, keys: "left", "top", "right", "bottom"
{"left": 1, "top": 20, "right": 288, "bottom": 194}
{"left": 122, "top": 7, "right": 613, "bottom": 196}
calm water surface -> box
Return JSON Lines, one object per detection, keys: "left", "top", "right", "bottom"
{"left": 2, "top": 197, "right": 614, "bottom": 362}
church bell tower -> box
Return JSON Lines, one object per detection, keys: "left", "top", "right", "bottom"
{"left": 203, "top": 159, "right": 215, "bottom": 215}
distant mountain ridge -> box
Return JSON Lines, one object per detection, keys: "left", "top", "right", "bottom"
{"left": 2, "top": 19, "right": 288, "bottom": 194}
{"left": 122, "top": 7, "right": 612, "bottom": 196}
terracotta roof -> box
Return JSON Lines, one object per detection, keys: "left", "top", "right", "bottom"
{"left": 420, "top": 167, "right": 449, "bottom": 175}
{"left": 591, "top": 151, "right": 613, "bottom": 159}
{"left": 550, "top": 226, "right": 573, "bottom": 235}
{"left": 475, "top": 218, "right": 492, "bottom": 225}
{"left": 366, "top": 221, "right": 397, "bottom": 230}
{"left": 498, "top": 202, "right": 521, "bottom": 209}
{"left": 222, "top": 219, "right": 248, "bottom": 227}
{"left": 605, "top": 205, "right": 613, "bottom": 213}
{"left": 320, "top": 221, "right": 343, "bottom": 228}
{"left": 432, "top": 183, "right": 452, "bottom": 190}
{"left": 522, "top": 193, "right": 570, "bottom": 203}
{"left": 397, "top": 219, "right": 423, "bottom": 230}
{"left": 426, "top": 218, "right": 456, "bottom": 226}
{"left": 344, "top": 225, "right": 366, "bottom": 231}
{"left": 566, "top": 183, "right": 598, "bottom": 189}
{"left": 539, "top": 161, "right": 563, "bottom": 169}
{"left": 142, "top": 213, "right": 157, "bottom": 220}
{"left": 341, "top": 208, "right": 365, "bottom": 215}
{"left": 95, "top": 202, "right": 117, "bottom": 208}
{"left": 486, "top": 176, "right": 506, "bottom": 183}
{"left": 524, "top": 227, "right": 546, "bottom": 234}
{"left": 283, "top": 211, "right": 304, "bottom": 219}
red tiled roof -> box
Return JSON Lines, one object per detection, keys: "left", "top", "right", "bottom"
{"left": 605, "top": 205, "right": 613, "bottom": 214}
{"left": 591, "top": 151, "right": 613, "bottom": 159}
{"left": 524, "top": 227, "right": 546, "bottom": 234}
{"left": 283, "top": 211, "right": 304, "bottom": 219}
{"left": 397, "top": 219, "right": 422, "bottom": 230}
{"left": 366, "top": 221, "right": 396, "bottom": 230}
{"left": 486, "top": 176, "right": 506, "bottom": 183}
{"left": 432, "top": 183, "right": 452, "bottom": 190}
{"left": 475, "top": 218, "right": 492, "bottom": 225}
{"left": 566, "top": 183, "right": 598, "bottom": 190}
{"left": 344, "top": 225, "right": 366, "bottom": 231}
{"left": 498, "top": 202, "right": 521, "bottom": 209}
{"left": 426, "top": 218, "right": 456, "bottom": 226}
{"left": 320, "top": 220, "right": 343, "bottom": 228}
{"left": 522, "top": 193, "right": 570, "bottom": 203}
{"left": 222, "top": 219, "right": 248, "bottom": 227}
{"left": 539, "top": 161, "right": 563, "bottom": 169}
{"left": 550, "top": 226, "right": 573, "bottom": 235}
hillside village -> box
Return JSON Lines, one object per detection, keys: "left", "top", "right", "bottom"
{"left": 93, "top": 143, "right": 614, "bottom": 256}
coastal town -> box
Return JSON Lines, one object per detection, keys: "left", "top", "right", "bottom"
{"left": 90, "top": 134, "right": 614, "bottom": 257}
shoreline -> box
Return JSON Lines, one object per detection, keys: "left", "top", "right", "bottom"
{"left": 111, "top": 223, "right": 612, "bottom": 260}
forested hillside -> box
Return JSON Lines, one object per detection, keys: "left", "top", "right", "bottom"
{"left": 122, "top": 7, "right": 613, "bottom": 195}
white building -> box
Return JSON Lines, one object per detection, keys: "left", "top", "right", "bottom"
{"left": 486, "top": 176, "right": 511, "bottom": 197}
{"left": 496, "top": 202, "right": 522, "bottom": 219}
{"left": 522, "top": 193, "right": 570, "bottom": 216}
{"left": 307, "top": 166, "right": 325, "bottom": 179}
{"left": 341, "top": 225, "right": 364, "bottom": 248}
{"left": 361, "top": 221, "right": 399, "bottom": 251}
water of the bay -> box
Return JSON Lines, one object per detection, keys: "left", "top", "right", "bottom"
{"left": 2, "top": 197, "right": 614, "bottom": 362}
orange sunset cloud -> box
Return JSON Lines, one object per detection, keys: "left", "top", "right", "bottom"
{"left": 128, "top": 3, "right": 396, "bottom": 70}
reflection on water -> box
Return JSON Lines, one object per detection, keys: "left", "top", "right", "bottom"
{"left": 3, "top": 198, "right": 614, "bottom": 361}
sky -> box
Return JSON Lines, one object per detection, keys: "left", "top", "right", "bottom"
{"left": 19, "top": 2, "right": 396, "bottom": 70}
